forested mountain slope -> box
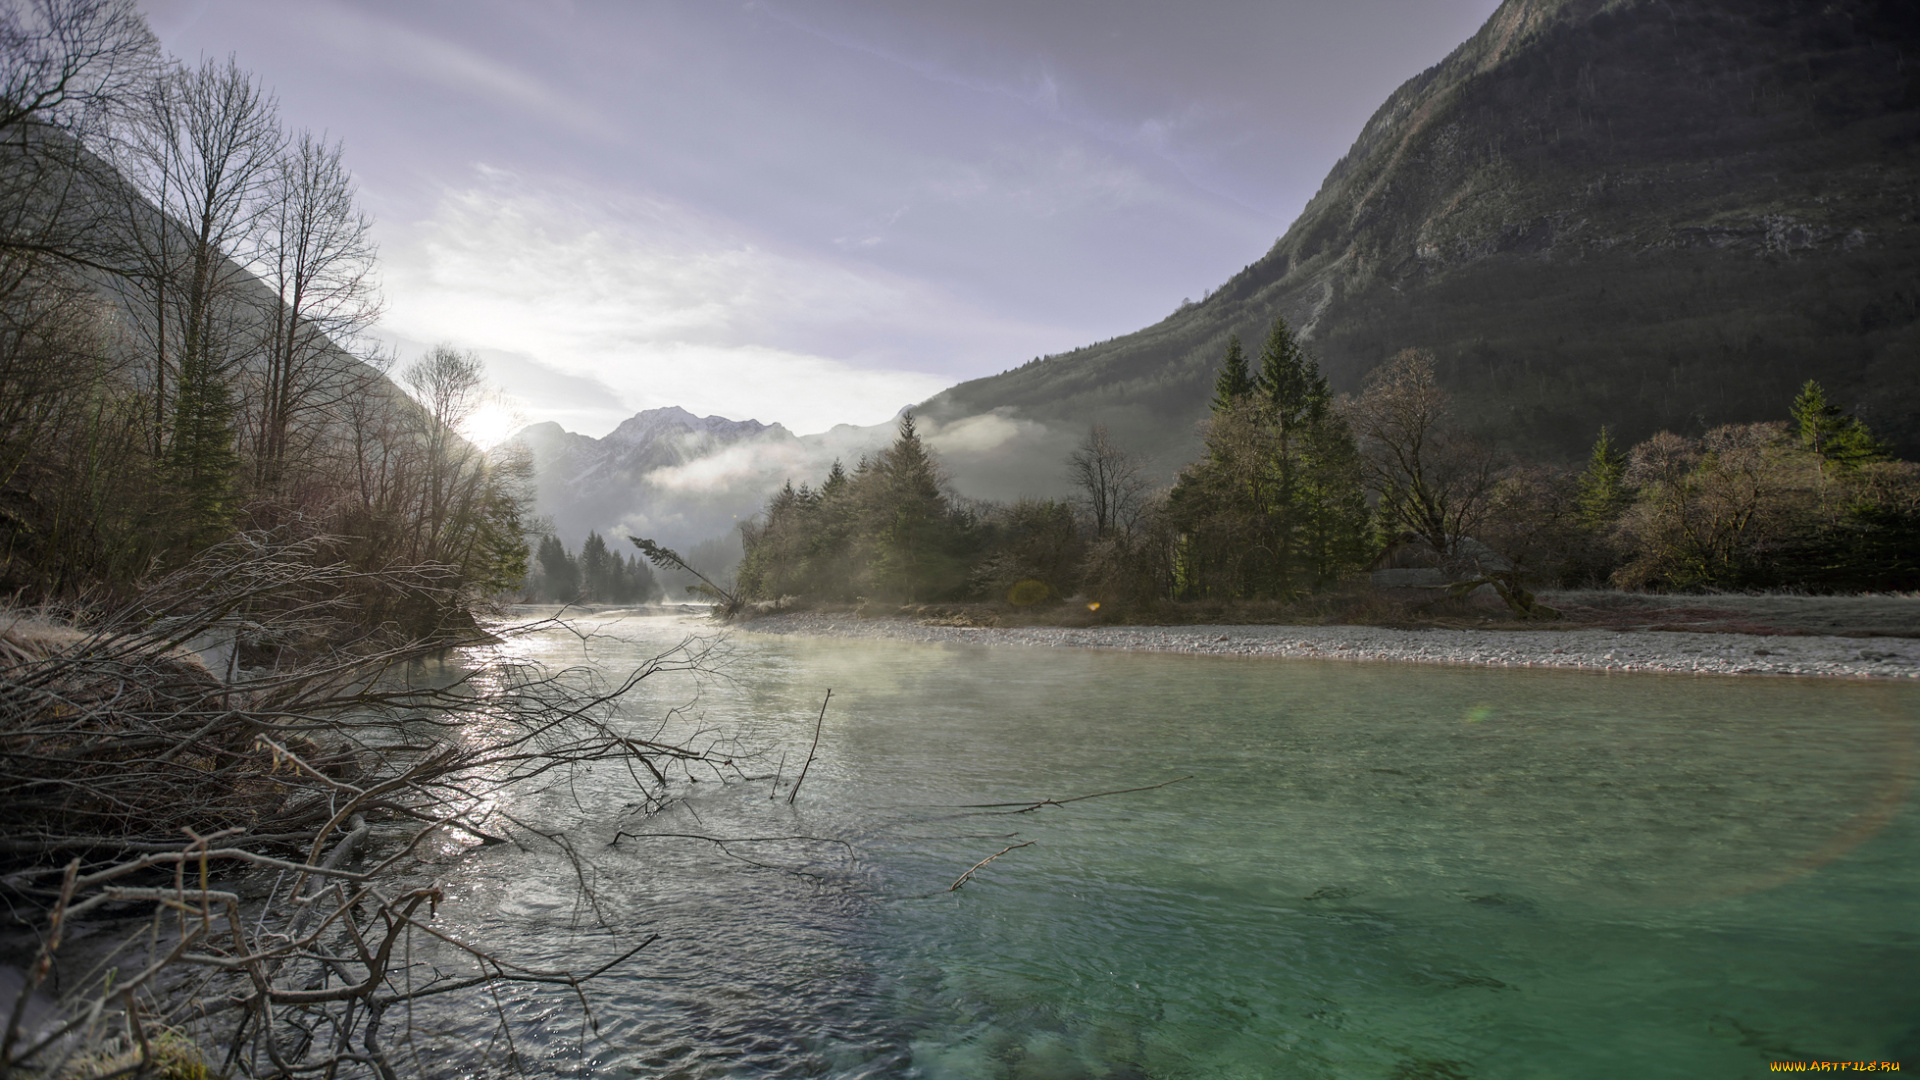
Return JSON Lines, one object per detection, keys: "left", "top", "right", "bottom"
{"left": 921, "top": 0, "right": 1920, "bottom": 463}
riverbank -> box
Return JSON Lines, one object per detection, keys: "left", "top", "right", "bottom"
{"left": 739, "top": 612, "right": 1920, "bottom": 679}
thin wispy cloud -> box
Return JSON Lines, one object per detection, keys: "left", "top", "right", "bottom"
{"left": 278, "top": 0, "right": 611, "bottom": 140}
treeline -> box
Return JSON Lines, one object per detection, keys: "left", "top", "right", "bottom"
{"left": 738, "top": 319, "right": 1919, "bottom": 614}
{"left": 0, "top": 1, "right": 526, "bottom": 623}
{"left": 735, "top": 411, "right": 1161, "bottom": 606}
{"left": 527, "top": 531, "right": 661, "bottom": 604}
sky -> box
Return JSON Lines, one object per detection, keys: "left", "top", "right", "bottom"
{"left": 139, "top": 0, "right": 1504, "bottom": 440}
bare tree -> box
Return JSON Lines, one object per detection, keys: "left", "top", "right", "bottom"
{"left": 0, "top": 5, "right": 166, "bottom": 585}
{"left": 117, "top": 54, "right": 283, "bottom": 470}
{"left": 1067, "top": 422, "right": 1149, "bottom": 539}
{"left": 0, "top": 0, "right": 159, "bottom": 281}
{"left": 1347, "top": 349, "right": 1501, "bottom": 559}
{"left": 402, "top": 344, "right": 488, "bottom": 564}
{"left": 0, "top": 0, "right": 159, "bottom": 288}
{"left": 247, "top": 129, "right": 380, "bottom": 496}
{"left": 0, "top": 0, "right": 158, "bottom": 464}
{"left": 1612, "top": 422, "right": 1813, "bottom": 589}
{"left": 0, "top": 0, "right": 155, "bottom": 137}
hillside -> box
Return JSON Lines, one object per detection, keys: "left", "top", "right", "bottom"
{"left": 920, "top": 0, "right": 1920, "bottom": 464}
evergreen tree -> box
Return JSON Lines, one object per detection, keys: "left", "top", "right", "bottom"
{"left": 809, "top": 460, "right": 857, "bottom": 597}
{"left": 624, "top": 553, "right": 660, "bottom": 602}
{"left": 1791, "top": 380, "right": 1889, "bottom": 468}
{"left": 740, "top": 462, "right": 867, "bottom": 601}
{"left": 579, "top": 531, "right": 614, "bottom": 599}
{"left": 464, "top": 472, "right": 530, "bottom": 596}
{"left": 1291, "top": 412, "right": 1374, "bottom": 588}
{"left": 1577, "top": 426, "right": 1630, "bottom": 527}
{"left": 1210, "top": 334, "right": 1252, "bottom": 413}
{"left": 535, "top": 534, "right": 579, "bottom": 600}
{"left": 821, "top": 459, "right": 848, "bottom": 497}
{"left": 1254, "top": 316, "right": 1328, "bottom": 428}
{"left": 1253, "top": 315, "right": 1343, "bottom": 593}
{"left": 165, "top": 349, "right": 239, "bottom": 547}
{"left": 1166, "top": 390, "right": 1370, "bottom": 600}
{"left": 863, "top": 411, "right": 965, "bottom": 601}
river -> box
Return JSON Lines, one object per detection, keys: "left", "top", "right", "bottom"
{"left": 402, "top": 610, "right": 1918, "bottom": 1077}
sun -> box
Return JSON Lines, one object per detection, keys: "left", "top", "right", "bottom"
{"left": 460, "top": 401, "right": 525, "bottom": 450}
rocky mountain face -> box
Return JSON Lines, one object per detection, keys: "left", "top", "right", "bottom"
{"left": 512, "top": 407, "right": 799, "bottom": 548}
{"left": 519, "top": 407, "right": 789, "bottom": 499}
{"left": 921, "top": 0, "right": 1920, "bottom": 462}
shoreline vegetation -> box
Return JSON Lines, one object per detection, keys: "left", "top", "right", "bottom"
{"left": 716, "top": 325, "right": 1918, "bottom": 628}
{"left": 722, "top": 587, "right": 1920, "bottom": 638}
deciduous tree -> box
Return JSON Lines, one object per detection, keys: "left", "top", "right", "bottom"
{"left": 1067, "top": 422, "right": 1149, "bottom": 540}
{"left": 1349, "top": 348, "right": 1501, "bottom": 559}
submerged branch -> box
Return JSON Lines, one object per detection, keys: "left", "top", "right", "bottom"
{"left": 948, "top": 841, "right": 1036, "bottom": 892}
{"left": 947, "top": 774, "right": 1195, "bottom": 814}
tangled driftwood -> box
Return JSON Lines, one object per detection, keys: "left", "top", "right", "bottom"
{"left": 0, "top": 530, "right": 743, "bottom": 1079}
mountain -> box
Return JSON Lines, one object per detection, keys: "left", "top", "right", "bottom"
{"left": 518, "top": 406, "right": 790, "bottom": 505}
{"left": 920, "top": 0, "right": 1920, "bottom": 463}
{"left": 511, "top": 407, "right": 809, "bottom": 552}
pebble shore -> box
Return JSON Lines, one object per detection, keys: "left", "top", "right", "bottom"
{"left": 741, "top": 613, "right": 1920, "bottom": 680}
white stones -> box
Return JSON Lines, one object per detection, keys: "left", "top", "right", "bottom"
{"left": 741, "top": 613, "right": 1920, "bottom": 680}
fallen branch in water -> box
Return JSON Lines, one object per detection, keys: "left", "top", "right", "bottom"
{"left": 948, "top": 841, "right": 1036, "bottom": 891}
{"left": 786, "top": 689, "right": 831, "bottom": 805}
{"left": 607, "top": 831, "right": 854, "bottom": 879}
{"left": 949, "top": 774, "right": 1194, "bottom": 814}
{"left": 629, "top": 537, "right": 745, "bottom": 617}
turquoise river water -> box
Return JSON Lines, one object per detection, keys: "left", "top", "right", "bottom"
{"left": 408, "top": 611, "right": 1918, "bottom": 1078}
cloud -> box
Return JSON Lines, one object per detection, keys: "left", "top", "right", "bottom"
{"left": 923, "top": 410, "right": 1032, "bottom": 454}
{"left": 375, "top": 167, "right": 959, "bottom": 435}
{"left": 278, "top": 1, "right": 610, "bottom": 140}
{"left": 920, "top": 410, "right": 1081, "bottom": 503}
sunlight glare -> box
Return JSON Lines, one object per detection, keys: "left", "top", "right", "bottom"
{"left": 461, "top": 401, "right": 524, "bottom": 449}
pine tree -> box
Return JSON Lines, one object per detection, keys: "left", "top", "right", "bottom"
{"left": 625, "top": 553, "right": 659, "bottom": 602}
{"left": 821, "top": 459, "right": 848, "bottom": 496}
{"left": 1211, "top": 334, "right": 1252, "bottom": 413}
{"left": 1254, "top": 316, "right": 1328, "bottom": 429}
{"left": 1577, "top": 426, "right": 1630, "bottom": 527}
{"left": 863, "top": 412, "right": 964, "bottom": 601}
{"left": 1292, "top": 412, "right": 1374, "bottom": 588}
{"left": 536, "top": 535, "right": 579, "bottom": 600}
{"left": 165, "top": 348, "right": 239, "bottom": 548}
{"left": 1791, "top": 380, "right": 1889, "bottom": 468}
{"left": 465, "top": 472, "right": 530, "bottom": 596}
{"left": 579, "top": 531, "right": 614, "bottom": 599}
{"left": 1172, "top": 319, "right": 1370, "bottom": 600}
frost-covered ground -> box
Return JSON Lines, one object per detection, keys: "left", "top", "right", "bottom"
{"left": 741, "top": 613, "right": 1920, "bottom": 680}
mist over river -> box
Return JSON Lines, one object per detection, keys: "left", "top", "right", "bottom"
{"left": 406, "top": 610, "right": 1918, "bottom": 1077}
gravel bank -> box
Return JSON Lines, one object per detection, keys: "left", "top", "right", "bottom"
{"left": 740, "top": 614, "right": 1920, "bottom": 680}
